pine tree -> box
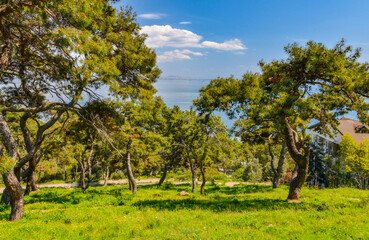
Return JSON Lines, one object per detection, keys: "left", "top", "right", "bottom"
{"left": 308, "top": 142, "right": 328, "bottom": 187}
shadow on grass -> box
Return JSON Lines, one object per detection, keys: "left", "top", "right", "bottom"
{"left": 152, "top": 183, "right": 274, "bottom": 195}
{"left": 133, "top": 198, "right": 291, "bottom": 212}
{"left": 132, "top": 196, "right": 367, "bottom": 213}
{"left": 23, "top": 186, "right": 133, "bottom": 206}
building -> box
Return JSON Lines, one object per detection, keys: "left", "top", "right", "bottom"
{"left": 310, "top": 117, "right": 369, "bottom": 156}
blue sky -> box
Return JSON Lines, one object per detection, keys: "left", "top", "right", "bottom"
{"left": 115, "top": 0, "right": 369, "bottom": 123}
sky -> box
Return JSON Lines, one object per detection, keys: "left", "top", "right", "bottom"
{"left": 114, "top": 0, "right": 369, "bottom": 123}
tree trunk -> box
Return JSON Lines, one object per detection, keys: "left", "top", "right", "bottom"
{"left": 283, "top": 117, "right": 309, "bottom": 201}
{"left": 79, "top": 162, "right": 86, "bottom": 192}
{"left": 158, "top": 144, "right": 176, "bottom": 186}
{"left": 268, "top": 137, "right": 287, "bottom": 189}
{"left": 25, "top": 152, "right": 43, "bottom": 196}
{"left": 79, "top": 136, "right": 94, "bottom": 193}
{"left": 200, "top": 163, "right": 206, "bottom": 196}
{"left": 103, "top": 166, "right": 109, "bottom": 186}
{"left": 158, "top": 166, "right": 168, "bottom": 187}
{"left": 0, "top": 112, "right": 24, "bottom": 221}
{"left": 288, "top": 164, "right": 308, "bottom": 200}
{"left": 2, "top": 171, "right": 24, "bottom": 221}
{"left": 181, "top": 138, "right": 196, "bottom": 193}
{"left": 126, "top": 140, "right": 137, "bottom": 194}
{"left": 190, "top": 164, "right": 196, "bottom": 193}
{"left": 25, "top": 171, "right": 38, "bottom": 196}
{"left": 64, "top": 165, "right": 67, "bottom": 181}
{"left": 74, "top": 165, "right": 78, "bottom": 181}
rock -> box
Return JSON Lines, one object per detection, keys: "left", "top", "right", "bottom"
{"left": 177, "top": 191, "right": 189, "bottom": 196}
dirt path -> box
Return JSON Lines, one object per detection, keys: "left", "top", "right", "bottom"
{"left": 0, "top": 179, "right": 271, "bottom": 193}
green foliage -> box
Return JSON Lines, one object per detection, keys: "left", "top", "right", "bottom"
{"left": 338, "top": 134, "right": 369, "bottom": 189}
{"left": 204, "top": 168, "right": 229, "bottom": 183}
{"left": 242, "top": 158, "right": 263, "bottom": 182}
{"left": 110, "top": 171, "right": 126, "bottom": 180}
{"left": 0, "top": 151, "right": 16, "bottom": 175}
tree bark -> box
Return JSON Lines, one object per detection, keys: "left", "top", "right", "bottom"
{"left": 268, "top": 136, "right": 287, "bottom": 188}
{"left": 2, "top": 171, "right": 24, "bottom": 221}
{"left": 74, "top": 165, "right": 78, "bottom": 181}
{"left": 103, "top": 165, "right": 109, "bottom": 186}
{"left": 283, "top": 117, "right": 309, "bottom": 201}
{"left": 24, "top": 151, "right": 43, "bottom": 196}
{"left": 181, "top": 138, "right": 196, "bottom": 193}
{"left": 78, "top": 136, "right": 94, "bottom": 193}
{"left": 126, "top": 140, "right": 137, "bottom": 194}
{"left": 79, "top": 158, "right": 86, "bottom": 192}
{"left": 158, "top": 144, "right": 176, "bottom": 186}
{"left": 0, "top": 112, "right": 24, "bottom": 221}
{"left": 64, "top": 165, "right": 67, "bottom": 181}
{"left": 200, "top": 163, "right": 206, "bottom": 196}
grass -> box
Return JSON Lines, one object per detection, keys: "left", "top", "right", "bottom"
{"left": 0, "top": 184, "right": 368, "bottom": 239}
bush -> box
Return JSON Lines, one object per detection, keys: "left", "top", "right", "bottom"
{"left": 232, "top": 168, "right": 244, "bottom": 181}
{"left": 173, "top": 168, "right": 193, "bottom": 182}
{"left": 204, "top": 168, "right": 229, "bottom": 183}
{"left": 242, "top": 158, "right": 262, "bottom": 182}
{"left": 110, "top": 171, "right": 126, "bottom": 180}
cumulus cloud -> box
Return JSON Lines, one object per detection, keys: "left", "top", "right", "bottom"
{"left": 179, "top": 21, "right": 192, "bottom": 25}
{"left": 138, "top": 13, "right": 166, "bottom": 19}
{"left": 157, "top": 49, "right": 203, "bottom": 62}
{"left": 141, "top": 25, "right": 246, "bottom": 51}
{"left": 141, "top": 25, "right": 202, "bottom": 48}
{"left": 202, "top": 39, "right": 246, "bottom": 50}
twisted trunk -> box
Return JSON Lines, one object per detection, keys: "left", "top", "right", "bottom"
{"left": 283, "top": 117, "right": 309, "bottom": 201}
{"left": 0, "top": 112, "right": 24, "bottom": 221}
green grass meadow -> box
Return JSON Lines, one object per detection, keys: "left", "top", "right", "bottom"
{"left": 0, "top": 184, "right": 368, "bottom": 239}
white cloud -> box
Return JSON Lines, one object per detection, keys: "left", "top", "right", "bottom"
{"left": 179, "top": 21, "right": 192, "bottom": 25}
{"left": 141, "top": 25, "right": 246, "bottom": 51}
{"left": 138, "top": 13, "right": 166, "bottom": 19}
{"left": 157, "top": 49, "right": 203, "bottom": 62}
{"left": 141, "top": 25, "right": 202, "bottom": 48}
{"left": 202, "top": 39, "right": 246, "bottom": 50}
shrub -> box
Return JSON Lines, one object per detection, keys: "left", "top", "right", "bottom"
{"left": 110, "top": 171, "right": 126, "bottom": 180}
{"left": 242, "top": 158, "right": 262, "bottom": 182}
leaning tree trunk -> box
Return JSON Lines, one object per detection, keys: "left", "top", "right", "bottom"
{"left": 0, "top": 112, "right": 24, "bottom": 221}
{"left": 25, "top": 151, "right": 43, "bottom": 196}
{"left": 200, "top": 163, "right": 206, "bottom": 196}
{"left": 268, "top": 136, "right": 287, "bottom": 188}
{"left": 283, "top": 117, "right": 309, "bottom": 201}
{"left": 2, "top": 171, "right": 24, "bottom": 221}
{"left": 126, "top": 140, "right": 137, "bottom": 194}
{"left": 158, "top": 144, "right": 176, "bottom": 186}
{"left": 181, "top": 138, "right": 196, "bottom": 193}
